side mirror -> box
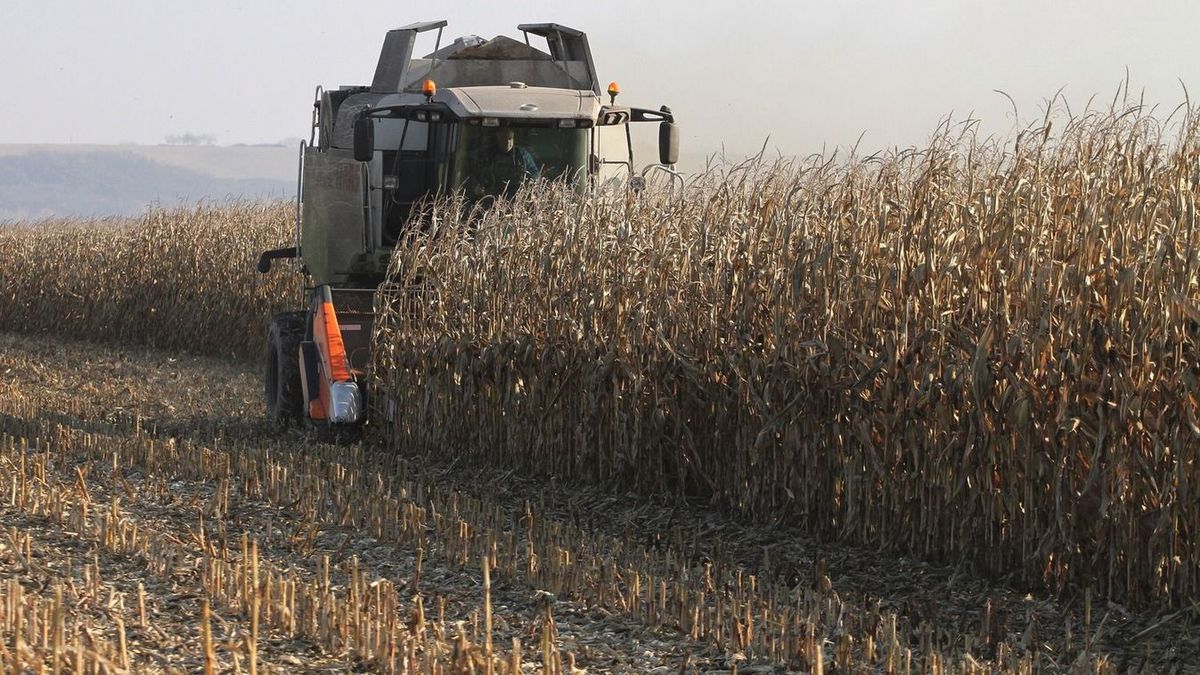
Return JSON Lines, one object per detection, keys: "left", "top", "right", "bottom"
{"left": 658, "top": 121, "right": 679, "bottom": 166}
{"left": 353, "top": 116, "right": 375, "bottom": 162}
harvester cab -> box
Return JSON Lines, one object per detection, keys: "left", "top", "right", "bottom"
{"left": 258, "top": 20, "right": 679, "bottom": 428}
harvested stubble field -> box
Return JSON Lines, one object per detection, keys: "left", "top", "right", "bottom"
{"left": 1, "top": 103, "right": 1199, "bottom": 672}
{"left": 1, "top": 335, "right": 1191, "bottom": 673}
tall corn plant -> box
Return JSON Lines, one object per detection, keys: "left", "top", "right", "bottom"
{"left": 375, "top": 104, "right": 1200, "bottom": 608}
{"left": 0, "top": 201, "right": 294, "bottom": 358}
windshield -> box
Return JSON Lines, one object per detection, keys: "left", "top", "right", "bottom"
{"left": 451, "top": 125, "right": 588, "bottom": 200}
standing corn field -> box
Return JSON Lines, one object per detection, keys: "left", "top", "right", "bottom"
{"left": 375, "top": 105, "right": 1200, "bottom": 609}
{"left": 0, "top": 201, "right": 293, "bottom": 359}
{"left": 0, "top": 102, "right": 1197, "bottom": 613}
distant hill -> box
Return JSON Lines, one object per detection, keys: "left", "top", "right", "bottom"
{"left": 0, "top": 145, "right": 295, "bottom": 221}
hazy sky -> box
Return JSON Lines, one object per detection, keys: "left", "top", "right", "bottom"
{"left": 3, "top": 1, "right": 1198, "bottom": 160}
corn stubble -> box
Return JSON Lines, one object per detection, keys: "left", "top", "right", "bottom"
{"left": 1, "top": 386, "right": 1130, "bottom": 672}
{"left": 0, "top": 409, "right": 585, "bottom": 673}
{"left": 377, "top": 104, "right": 1200, "bottom": 609}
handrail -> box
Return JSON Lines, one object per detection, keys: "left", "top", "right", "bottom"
{"left": 295, "top": 140, "right": 307, "bottom": 302}
{"left": 361, "top": 162, "right": 373, "bottom": 255}
{"left": 310, "top": 86, "right": 323, "bottom": 147}
{"left": 640, "top": 163, "right": 685, "bottom": 198}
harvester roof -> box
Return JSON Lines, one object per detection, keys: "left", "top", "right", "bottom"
{"left": 326, "top": 21, "right": 608, "bottom": 149}
{"left": 443, "top": 85, "right": 599, "bottom": 121}
{"left": 371, "top": 21, "right": 601, "bottom": 96}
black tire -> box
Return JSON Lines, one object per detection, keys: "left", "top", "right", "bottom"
{"left": 264, "top": 312, "right": 306, "bottom": 424}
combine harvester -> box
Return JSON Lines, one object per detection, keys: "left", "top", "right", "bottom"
{"left": 258, "top": 20, "right": 680, "bottom": 428}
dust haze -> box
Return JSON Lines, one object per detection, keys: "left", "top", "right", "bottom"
{"left": 1, "top": 0, "right": 1197, "bottom": 210}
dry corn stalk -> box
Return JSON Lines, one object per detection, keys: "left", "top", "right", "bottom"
{"left": 375, "top": 101, "right": 1200, "bottom": 609}
{"left": 0, "top": 201, "right": 293, "bottom": 359}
